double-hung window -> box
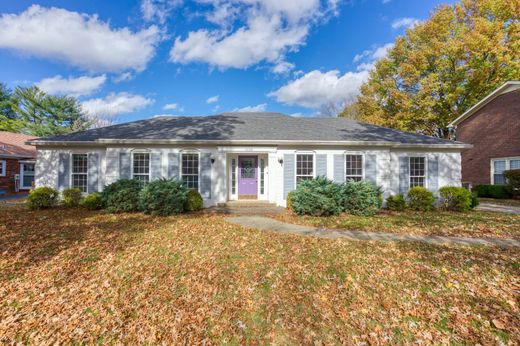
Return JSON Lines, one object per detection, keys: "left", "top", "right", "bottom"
{"left": 72, "top": 154, "right": 88, "bottom": 192}
{"left": 346, "top": 154, "right": 363, "bottom": 181}
{"left": 296, "top": 154, "right": 314, "bottom": 184}
{"left": 409, "top": 156, "right": 426, "bottom": 188}
{"left": 0, "top": 160, "right": 5, "bottom": 177}
{"left": 132, "top": 152, "right": 150, "bottom": 185}
{"left": 492, "top": 157, "right": 520, "bottom": 185}
{"left": 181, "top": 153, "right": 199, "bottom": 190}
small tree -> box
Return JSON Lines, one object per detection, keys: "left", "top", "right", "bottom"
{"left": 504, "top": 169, "right": 520, "bottom": 197}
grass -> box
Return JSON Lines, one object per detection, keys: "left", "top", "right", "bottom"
{"left": 275, "top": 209, "right": 520, "bottom": 239}
{"left": 1, "top": 206, "right": 519, "bottom": 344}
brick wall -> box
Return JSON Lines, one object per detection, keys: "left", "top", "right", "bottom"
{"left": 456, "top": 91, "right": 520, "bottom": 185}
{"left": 0, "top": 158, "right": 20, "bottom": 193}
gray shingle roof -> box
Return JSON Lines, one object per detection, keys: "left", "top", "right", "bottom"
{"left": 35, "top": 112, "right": 466, "bottom": 146}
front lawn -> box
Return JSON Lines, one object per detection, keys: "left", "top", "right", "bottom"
{"left": 1, "top": 206, "right": 519, "bottom": 344}
{"left": 275, "top": 210, "right": 520, "bottom": 240}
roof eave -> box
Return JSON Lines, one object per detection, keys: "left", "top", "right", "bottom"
{"left": 448, "top": 81, "right": 520, "bottom": 127}
{"left": 28, "top": 138, "right": 472, "bottom": 149}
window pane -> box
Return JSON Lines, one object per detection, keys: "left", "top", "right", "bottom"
{"left": 181, "top": 153, "right": 199, "bottom": 190}
{"left": 346, "top": 155, "right": 363, "bottom": 180}
{"left": 296, "top": 154, "right": 313, "bottom": 178}
{"left": 72, "top": 154, "right": 88, "bottom": 174}
{"left": 494, "top": 174, "right": 506, "bottom": 185}
{"left": 231, "top": 159, "right": 236, "bottom": 194}
{"left": 260, "top": 159, "right": 265, "bottom": 194}
{"left": 133, "top": 153, "right": 150, "bottom": 174}
{"left": 510, "top": 160, "right": 520, "bottom": 170}
{"left": 72, "top": 174, "right": 87, "bottom": 192}
{"left": 493, "top": 160, "right": 506, "bottom": 174}
{"left": 409, "top": 157, "right": 426, "bottom": 188}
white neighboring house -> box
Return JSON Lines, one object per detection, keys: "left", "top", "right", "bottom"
{"left": 27, "top": 112, "right": 470, "bottom": 207}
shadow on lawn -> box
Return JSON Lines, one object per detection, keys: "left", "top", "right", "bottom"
{"left": 0, "top": 206, "right": 166, "bottom": 280}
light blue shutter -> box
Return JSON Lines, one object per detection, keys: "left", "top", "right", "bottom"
{"left": 333, "top": 154, "right": 345, "bottom": 183}
{"left": 399, "top": 156, "right": 409, "bottom": 195}
{"left": 316, "top": 154, "right": 327, "bottom": 177}
{"left": 428, "top": 155, "right": 439, "bottom": 193}
{"left": 151, "top": 151, "right": 162, "bottom": 181}
{"left": 365, "top": 154, "right": 377, "bottom": 186}
{"left": 87, "top": 153, "right": 99, "bottom": 192}
{"left": 58, "top": 153, "right": 70, "bottom": 191}
{"left": 200, "top": 153, "right": 211, "bottom": 199}
{"left": 283, "top": 154, "right": 295, "bottom": 198}
{"left": 119, "top": 152, "right": 131, "bottom": 179}
{"left": 168, "top": 153, "right": 179, "bottom": 180}
{"left": 105, "top": 150, "right": 118, "bottom": 178}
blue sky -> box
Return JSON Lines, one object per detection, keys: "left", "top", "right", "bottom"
{"left": 0, "top": 0, "right": 454, "bottom": 124}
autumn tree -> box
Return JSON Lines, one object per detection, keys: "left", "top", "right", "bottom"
{"left": 344, "top": 0, "right": 520, "bottom": 137}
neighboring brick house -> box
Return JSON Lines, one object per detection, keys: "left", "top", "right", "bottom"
{"left": 0, "top": 131, "right": 37, "bottom": 195}
{"left": 448, "top": 81, "right": 520, "bottom": 186}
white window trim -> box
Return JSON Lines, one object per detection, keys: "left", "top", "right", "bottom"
{"left": 295, "top": 152, "right": 316, "bottom": 185}
{"left": 0, "top": 160, "right": 5, "bottom": 177}
{"left": 409, "top": 155, "right": 428, "bottom": 189}
{"left": 70, "top": 153, "right": 88, "bottom": 193}
{"left": 180, "top": 150, "right": 201, "bottom": 192}
{"left": 345, "top": 152, "right": 365, "bottom": 182}
{"left": 131, "top": 150, "right": 151, "bottom": 183}
{"left": 491, "top": 156, "right": 520, "bottom": 185}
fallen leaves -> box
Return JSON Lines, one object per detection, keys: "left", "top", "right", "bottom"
{"left": 0, "top": 206, "right": 519, "bottom": 344}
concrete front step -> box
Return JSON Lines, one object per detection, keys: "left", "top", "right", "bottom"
{"left": 217, "top": 200, "right": 278, "bottom": 208}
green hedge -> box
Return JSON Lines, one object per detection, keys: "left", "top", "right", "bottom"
{"left": 62, "top": 188, "right": 82, "bottom": 207}
{"left": 102, "top": 179, "right": 142, "bottom": 213}
{"left": 407, "top": 186, "right": 435, "bottom": 211}
{"left": 184, "top": 189, "right": 203, "bottom": 212}
{"left": 290, "top": 177, "right": 342, "bottom": 216}
{"left": 386, "top": 194, "right": 406, "bottom": 211}
{"left": 340, "top": 180, "right": 381, "bottom": 216}
{"left": 27, "top": 187, "right": 59, "bottom": 210}
{"left": 439, "top": 186, "right": 472, "bottom": 211}
{"left": 139, "top": 178, "right": 188, "bottom": 216}
{"left": 472, "top": 184, "right": 511, "bottom": 199}
{"left": 81, "top": 193, "right": 104, "bottom": 210}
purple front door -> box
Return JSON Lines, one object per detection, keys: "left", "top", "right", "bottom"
{"left": 238, "top": 156, "right": 258, "bottom": 197}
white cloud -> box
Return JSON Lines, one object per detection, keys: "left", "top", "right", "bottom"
{"left": 0, "top": 5, "right": 161, "bottom": 73}
{"left": 232, "top": 103, "right": 267, "bottom": 112}
{"left": 391, "top": 17, "right": 421, "bottom": 29}
{"left": 112, "top": 72, "right": 134, "bottom": 83}
{"left": 37, "top": 74, "right": 106, "bottom": 97}
{"left": 170, "top": 0, "right": 340, "bottom": 70}
{"left": 163, "top": 103, "right": 179, "bottom": 110}
{"left": 272, "top": 61, "right": 295, "bottom": 74}
{"left": 141, "top": 0, "right": 182, "bottom": 24}
{"left": 353, "top": 43, "right": 394, "bottom": 63}
{"left": 82, "top": 92, "right": 154, "bottom": 117}
{"left": 206, "top": 95, "right": 219, "bottom": 103}
{"left": 269, "top": 70, "right": 369, "bottom": 109}
{"left": 269, "top": 41, "right": 394, "bottom": 110}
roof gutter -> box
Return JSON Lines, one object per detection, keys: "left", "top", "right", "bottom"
{"left": 27, "top": 138, "right": 472, "bottom": 149}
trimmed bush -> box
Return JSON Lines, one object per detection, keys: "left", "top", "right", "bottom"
{"left": 62, "top": 188, "right": 82, "bottom": 207}
{"left": 27, "top": 186, "right": 59, "bottom": 210}
{"left": 439, "top": 186, "right": 472, "bottom": 211}
{"left": 470, "top": 192, "right": 479, "bottom": 209}
{"left": 291, "top": 177, "right": 342, "bottom": 216}
{"left": 286, "top": 191, "right": 294, "bottom": 210}
{"left": 472, "top": 184, "right": 511, "bottom": 199}
{"left": 340, "top": 180, "right": 381, "bottom": 216}
{"left": 184, "top": 189, "right": 203, "bottom": 212}
{"left": 81, "top": 193, "right": 104, "bottom": 210}
{"left": 504, "top": 169, "right": 520, "bottom": 196}
{"left": 407, "top": 187, "right": 435, "bottom": 211}
{"left": 139, "top": 178, "right": 188, "bottom": 216}
{"left": 102, "top": 179, "right": 142, "bottom": 213}
{"left": 386, "top": 194, "right": 406, "bottom": 211}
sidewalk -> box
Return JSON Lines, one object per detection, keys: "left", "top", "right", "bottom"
{"left": 226, "top": 216, "right": 520, "bottom": 248}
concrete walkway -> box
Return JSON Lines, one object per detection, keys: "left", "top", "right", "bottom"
{"left": 476, "top": 202, "right": 520, "bottom": 215}
{"left": 226, "top": 216, "right": 520, "bottom": 248}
